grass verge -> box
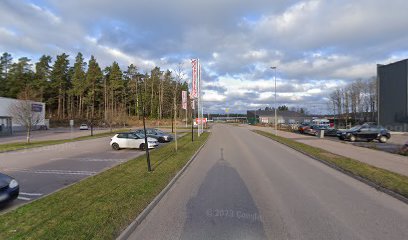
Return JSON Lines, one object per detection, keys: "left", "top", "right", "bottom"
{"left": 253, "top": 130, "right": 408, "bottom": 200}
{"left": 0, "top": 132, "right": 209, "bottom": 240}
{"left": 0, "top": 129, "right": 129, "bottom": 153}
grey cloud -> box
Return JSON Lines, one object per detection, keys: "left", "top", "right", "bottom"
{"left": 1, "top": 0, "right": 408, "bottom": 113}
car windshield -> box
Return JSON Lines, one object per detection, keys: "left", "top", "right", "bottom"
{"left": 349, "top": 125, "right": 362, "bottom": 131}
{"left": 134, "top": 133, "right": 145, "bottom": 138}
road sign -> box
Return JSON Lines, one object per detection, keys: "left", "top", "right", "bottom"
{"left": 31, "top": 103, "right": 43, "bottom": 112}
{"left": 69, "top": 120, "right": 74, "bottom": 127}
{"left": 191, "top": 59, "right": 198, "bottom": 99}
{"left": 195, "top": 118, "right": 207, "bottom": 124}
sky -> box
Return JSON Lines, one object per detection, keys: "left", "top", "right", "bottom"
{"left": 1, "top": 0, "right": 408, "bottom": 114}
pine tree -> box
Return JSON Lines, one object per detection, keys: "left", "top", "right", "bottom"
{"left": 72, "top": 52, "right": 86, "bottom": 117}
{"left": 34, "top": 55, "right": 52, "bottom": 102}
{"left": 85, "top": 56, "right": 103, "bottom": 119}
{"left": 8, "top": 57, "right": 34, "bottom": 98}
{"left": 50, "top": 53, "right": 70, "bottom": 119}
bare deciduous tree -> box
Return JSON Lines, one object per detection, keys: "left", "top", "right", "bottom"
{"left": 9, "top": 88, "right": 42, "bottom": 143}
{"left": 173, "top": 63, "right": 186, "bottom": 152}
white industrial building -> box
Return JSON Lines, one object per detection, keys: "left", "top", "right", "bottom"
{"left": 0, "top": 97, "right": 46, "bottom": 136}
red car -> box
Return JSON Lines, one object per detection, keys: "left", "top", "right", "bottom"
{"left": 298, "top": 123, "right": 311, "bottom": 134}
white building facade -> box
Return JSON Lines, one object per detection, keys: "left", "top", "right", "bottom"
{"left": 0, "top": 97, "right": 46, "bottom": 135}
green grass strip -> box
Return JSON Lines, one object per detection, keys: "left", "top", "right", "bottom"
{"left": 253, "top": 130, "right": 408, "bottom": 200}
{"left": 0, "top": 129, "right": 130, "bottom": 153}
{"left": 0, "top": 132, "right": 209, "bottom": 240}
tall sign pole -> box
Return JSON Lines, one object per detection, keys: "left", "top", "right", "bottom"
{"left": 191, "top": 59, "right": 197, "bottom": 141}
{"left": 197, "top": 59, "right": 201, "bottom": 137}
{"left": 182, "top": 90, "right": 187, "bottom": 128}
{"left": 191, "top": 59, "right": 201, "bottom": 136}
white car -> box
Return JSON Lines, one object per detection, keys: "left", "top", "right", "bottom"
{"left": 79, "top": 124, "right": 89, "bottom": 130}
{"left": 110, "top": 132, "right": 158, "bottom": 150}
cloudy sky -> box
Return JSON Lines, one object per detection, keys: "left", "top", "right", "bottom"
{"left": 1, "top": 0, "right": 408, "bottom": 113}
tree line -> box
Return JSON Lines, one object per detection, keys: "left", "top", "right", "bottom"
{"left": 0, "top": 52, "right": 189, "bottom": 125}
{"left": 328, "top": 77, "right": 377, "bottom": 125}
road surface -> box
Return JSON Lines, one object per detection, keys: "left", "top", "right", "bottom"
{"left": 128, "top": 124, "right": 408, "bottom": 240}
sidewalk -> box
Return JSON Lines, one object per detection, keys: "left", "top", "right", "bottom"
{"left": 247, "top": 126, "right": 408, "bottom": 177}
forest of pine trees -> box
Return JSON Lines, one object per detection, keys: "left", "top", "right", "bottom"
{"left": 0, "top": 52, "right": 189, "bottom": 125}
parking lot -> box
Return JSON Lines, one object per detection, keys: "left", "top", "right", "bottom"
{"left": 0, "top": 130, "right": 182, "bottom": 213}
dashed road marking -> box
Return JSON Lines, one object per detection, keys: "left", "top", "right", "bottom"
{"left": 19, "top": 192, "right": 43, "bottom": 196}
{"left": 76, "top": 158, "right": 126, "bottom": 162}
{"left": 17, "top": 196, "right": 31, "bottom": 201}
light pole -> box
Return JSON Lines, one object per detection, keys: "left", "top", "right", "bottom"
{"left": 271, "top": 66, "right": 277, "bottom": 135}
{"left": 137, "top": 74, "right": 151, "bottom": 172}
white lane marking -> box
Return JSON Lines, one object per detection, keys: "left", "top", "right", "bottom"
{"left": 17, "top": 196, "right": 31, "bottom": 201}
{"left": 76, "top": 158, "right": 126, "bottom": 162}
{"left": 19, "top": 192, "right": 43, "bottom": 196}
{"left": 4, "top": 168, "right": 97, "bottom": 176}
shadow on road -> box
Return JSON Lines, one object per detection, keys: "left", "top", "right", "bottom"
{"left": 181, "top": 148, "right": 266, "bottom": 240}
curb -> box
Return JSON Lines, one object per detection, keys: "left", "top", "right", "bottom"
{"left": 253, "top": 131, "right": 408, "bottom": 205}
{"left": 116, "top": 134, "right": 211, "bottom": 240}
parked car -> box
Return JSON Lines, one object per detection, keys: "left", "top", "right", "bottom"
{"left": 133, "top": 128, "right": 173, "bottom": 143}
{"left": 79, "top": 124, "right": 89, "bottom": 130}
{"left": 0, "top": 172, "right": 19, "bottom": 205}
{"left": 110, "top": 132, "right": 158, "bottom": 150}
{"left": 324, "top": 128, "right": 339, "bottom": 137}
{"left": 337, "top": 124, "right": 391, "bottom": 143}
{"left": 305, "top": 125, "right": 328, "bottom": 136}
{"left": 298, "top": 123, "right": 311, "bottom": 134}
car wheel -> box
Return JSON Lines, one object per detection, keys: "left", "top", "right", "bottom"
{"left": 112, "top": 143, "right": 120, "bottom": 150}
{"left": 379, "top": 136, "right": 388, "bottom": 143}
{"left": 158, "top": 137, "right": 165, "bottom": 143}
{"left": 140, "top": 143, "right": 145, "bottom": 150}
{"left": 349, "top": 135, "right": 356, "bottom": 142}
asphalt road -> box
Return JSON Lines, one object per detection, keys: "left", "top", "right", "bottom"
{"left": 0, "top": 136, "right": 145, "bottom": 212}
{"left": 128, "top": 124, "right": 408, "bottom": 240}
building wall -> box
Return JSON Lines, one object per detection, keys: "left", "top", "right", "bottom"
{"left": 0, "top": 97, "right": 46, "bottom": 131}
{"left": 378, "top": 60, "right": 408, "bottom": 131}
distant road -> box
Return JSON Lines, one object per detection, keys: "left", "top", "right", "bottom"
{"left": 128, "top": 124, "right": 408, "bottom": 240}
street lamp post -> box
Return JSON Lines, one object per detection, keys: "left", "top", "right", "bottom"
{"left": 138, "top": 74, "right": 151, "bottom": 172}
{"left": 271, "top": 66, "right": 277, "bottom": 135}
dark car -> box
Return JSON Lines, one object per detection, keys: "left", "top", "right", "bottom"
{"left": 0, "top": 172, "right": 19, "bottom": 205}
{"left": 337, "top": 124, "right": 391, "bottom": 143}
{"left": 324, "top": 127, "right": 339, "bottom": 137}
{"left": 134, "top": 128, "right": 173, "bottom": 143}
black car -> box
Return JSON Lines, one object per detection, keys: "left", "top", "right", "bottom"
{"left": 134, "top": 128, "right": 173, "bottom": 143}
{"left": 0, "top": 172, "right": 19, "bottom": 205}
{"left": 337, "top": 124, "right": 391, "bottom": 143}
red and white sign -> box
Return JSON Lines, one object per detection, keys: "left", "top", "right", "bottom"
{"left": 195, "top": 118, "right": 207, "bottom": 124}
{"left": 191, "top": 59, "right": 198, "bottom": 99}
{"left": 182, "top": 91, "right": 187, "bottom": 110}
